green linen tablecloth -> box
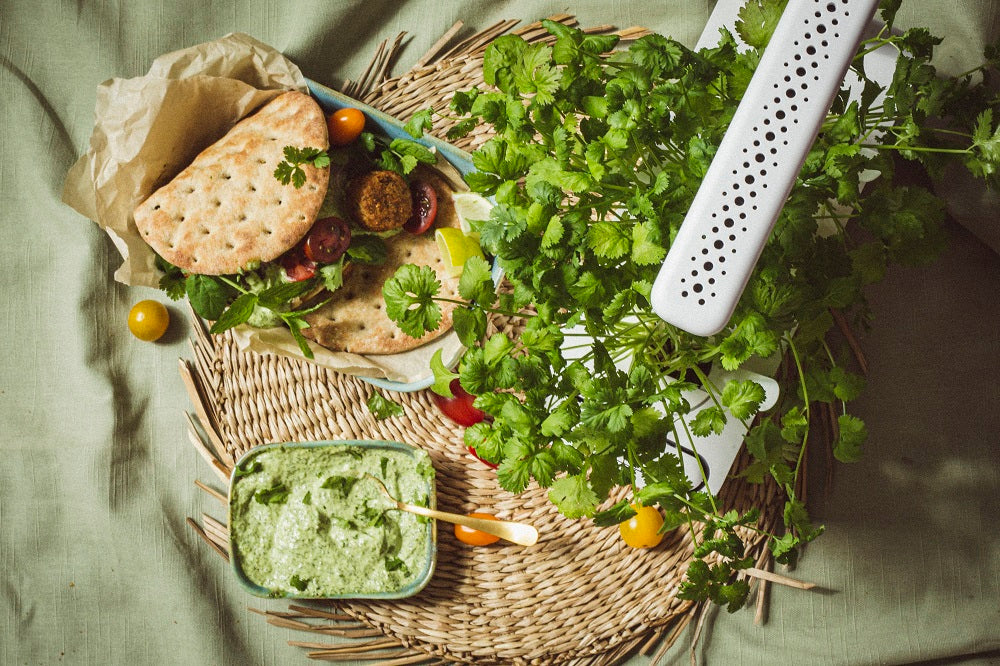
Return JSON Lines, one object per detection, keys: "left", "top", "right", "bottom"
{"left": 2, "top": 1, "right": 999, "bottom": 664}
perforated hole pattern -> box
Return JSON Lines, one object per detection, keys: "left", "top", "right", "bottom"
{"left": 651, "top": 0, "right": 879, "bottom": 337}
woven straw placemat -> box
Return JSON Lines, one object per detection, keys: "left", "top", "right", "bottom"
{"left": 182, "top": 16, "right": 790, "bottom": 665}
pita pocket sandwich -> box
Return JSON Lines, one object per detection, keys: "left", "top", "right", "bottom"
{"left": 135, "top": 91, "right": 462, "bottom": 359}
{"left": 135, "top": 91, "right": 330, "bottom": 276}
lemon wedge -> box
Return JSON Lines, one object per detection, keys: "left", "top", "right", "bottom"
{"left": 436, "top": 227, "right": 484, "bottom": 277}
{"left": 451, "top": 191, "right": 494, "bottom": 234}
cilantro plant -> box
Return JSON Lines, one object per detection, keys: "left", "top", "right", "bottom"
{"left": 383, "top": 0, "right": 1000, "bottom": 610}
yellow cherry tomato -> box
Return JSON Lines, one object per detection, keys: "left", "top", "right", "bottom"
{"left": 327, "top": 107, "right": 366, "bottom": 146}
{"left": 619, "top": 505, "right": 665, "bottom": 549}
{"left": 128, "top": 300, "right": 170, "bottom": 341}
{"left": 454, "top": 512, "right": 501, "bottom": 546}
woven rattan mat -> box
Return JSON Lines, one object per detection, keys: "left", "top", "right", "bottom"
{"left": 182, "top": 16, "right": 786, "bottom": 665}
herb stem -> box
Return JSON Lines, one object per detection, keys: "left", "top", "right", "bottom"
{"left": 433, "top": 297, "right": 534, "bottom": 319}
{"left": 219, "top": 275, "right": 249, "bottom": 294}
{"left": 859, "top": 143, "right": 971, "bottom": 155}
{"left": 784, "top": 337, "right": 811, "bottom": 485}
{"left": 676, "top": 416, "right": 719, "bottom": 515}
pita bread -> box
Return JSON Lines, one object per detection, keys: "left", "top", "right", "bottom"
{"left": 302, "top": 168, "right": 462, "bottom": 354}
{"left": 134, "top": 91, "right": 329, "bottom": 275}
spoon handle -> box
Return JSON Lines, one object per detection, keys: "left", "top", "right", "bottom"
{"left": 397, "top": 502, "right": 539, "bottom": 547}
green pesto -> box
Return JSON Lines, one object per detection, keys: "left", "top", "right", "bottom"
{"left": 229, "top": 444, "right": 434, "bottom": 597}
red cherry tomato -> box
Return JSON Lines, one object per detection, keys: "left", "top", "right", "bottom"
{"left": 304, "top": 217, "right": 352, "bottom": 264}
{"left": 327, "top": 108, "right": 366, "bottom": 146}
{"left": 432, "top": 378, "right": 486, "bottom": 427}
{"left": 454, "top": 513, "right": 501, "bottom": 546}
{"left": 403, "top": 179, "right": 438, "bottom": 234}
{"left": 280, "top": 246, "right": 316, "bottom": 281}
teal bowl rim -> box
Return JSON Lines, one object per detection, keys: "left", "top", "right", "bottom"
{"left": 306, "top": 79, "right": 475, "bottom": 174}
{"left": 304, "top": 80, "right": 502, "bottom": 393}
{"left": 227, "top": 439, "right": 438, "bottom": 600}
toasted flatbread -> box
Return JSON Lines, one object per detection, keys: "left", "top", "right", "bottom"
{"left": 134, "top": 91, "right": 329, "bottom": 275}
{"left": 302, "top": 169, "right": 462, "bottom": 354}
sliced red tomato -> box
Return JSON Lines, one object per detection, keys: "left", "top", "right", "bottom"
{"left": 454, "top": 513, "right": 501, "bottom": 546}
{"left": 281, "top": 246, "right": 316, "bottom": 281}
{"left": 432, "top": 378, "right": 486, "bottom": 427}
{"left": 403, "top": 179, "right": 438, "bottom": 234}
{"left": 327, "top": 108, "right": 366, "bottom": 146}
{"left": 304, "top": 217, "right": 351, "bottom": 264}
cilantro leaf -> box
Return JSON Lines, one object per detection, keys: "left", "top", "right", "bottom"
{"left": 830, "top": 366, "right": 866, "bottom": 402}
{"left": 367, "top": 392, "right": 404, "bottom": 420}
{"left": 388, "top": 138, "right": 437, "bottom": 173}
{"left": 458, "top": 255, "right": 495, "bottom": 305}
{"left": 587, "top": 221, "right": 630, "bottom": 259}
{"left": 404, "top": 109, "right": 434, "bottom": 138}
{"left": 429, "top": 348, "right": 460, "bottom": 397}
{"left": 735, "top": 0, "right": 788, "bottom": 49}
{"left": 721, "top": 380, "right": 765, "bottom": 421}
{"left": 496, "top": 455, "right": 533, "bottom": 494}
{"left": 631, "top": 220, "right": 667, "bottom": 265}
{"left": 880, "top": 0, "right": 902, "bottom": 28}
{"left": 155, "top": 256, "right": 188, "bottom": 300}
{"left": 274, "top": 146, "right": 330, "bottom": 188}
{"left": 318, "top": 260, "right": 345, "bottom": 292}
{"left": 383, "top": 264, "right": 442, "bottom": 338}
{"left": 690, "top": 406, "right": 726, "bottom": 437}
{"left": 452, "top": 307, "right": 488, "bottom": 347}
{"left": 780, "top": 406, "right": 809, "bottom": 444}
{"left": 834, "top": 414, "right": 867, "bottom": 462}
{"left": 548, "top": 474, "right": 600, "bottom": 519}
{"left": 592, "top": 500, "right": 637, "bottom": 528}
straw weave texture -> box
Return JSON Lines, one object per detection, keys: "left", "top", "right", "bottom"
{"left": 183, "top": 16, "right": 785, "bottom": 665}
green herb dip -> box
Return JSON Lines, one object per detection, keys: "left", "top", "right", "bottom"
{"left": 229, "top": 443, "right": 435, "bottom": 597}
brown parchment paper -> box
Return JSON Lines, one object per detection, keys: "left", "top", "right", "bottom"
{"left": 62, "top": 32, "right": 463, "bottom": 384}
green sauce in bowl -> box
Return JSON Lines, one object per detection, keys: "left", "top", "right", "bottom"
{"left": 228, "top": 441, "right": 436, "bottom": 598}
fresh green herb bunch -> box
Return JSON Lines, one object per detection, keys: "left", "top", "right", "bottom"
{"left": 384, "top": 0, "right": 1000, "bottom": 610}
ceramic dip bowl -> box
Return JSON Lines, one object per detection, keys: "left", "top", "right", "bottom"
{"left": 228, "top": 440, "right": 437, "bottom": 599}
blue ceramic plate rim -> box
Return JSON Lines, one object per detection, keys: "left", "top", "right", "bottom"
{"left": 305, "top": 80, "right": 483, "bottom": 392}
{"left": 228, "top": 439, "right": 438, "bottom": 600}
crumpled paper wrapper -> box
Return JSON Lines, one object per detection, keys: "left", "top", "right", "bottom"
{"left": 62, "top": 32, "right": 463, "bottom": 384}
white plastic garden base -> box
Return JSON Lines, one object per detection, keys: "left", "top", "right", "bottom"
{"left": 566, "top": 0, "right": 898, "bottom": 494}
{"left": 651, "top": 0, "right": 880, "bottom": 337}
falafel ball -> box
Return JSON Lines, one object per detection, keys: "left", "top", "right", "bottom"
{"left": 345, "top": 169, "right": 413, "bottom": 232}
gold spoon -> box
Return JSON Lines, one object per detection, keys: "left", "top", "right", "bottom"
{"left": 364, "top": 473, "right": 538, "bottom": 547}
